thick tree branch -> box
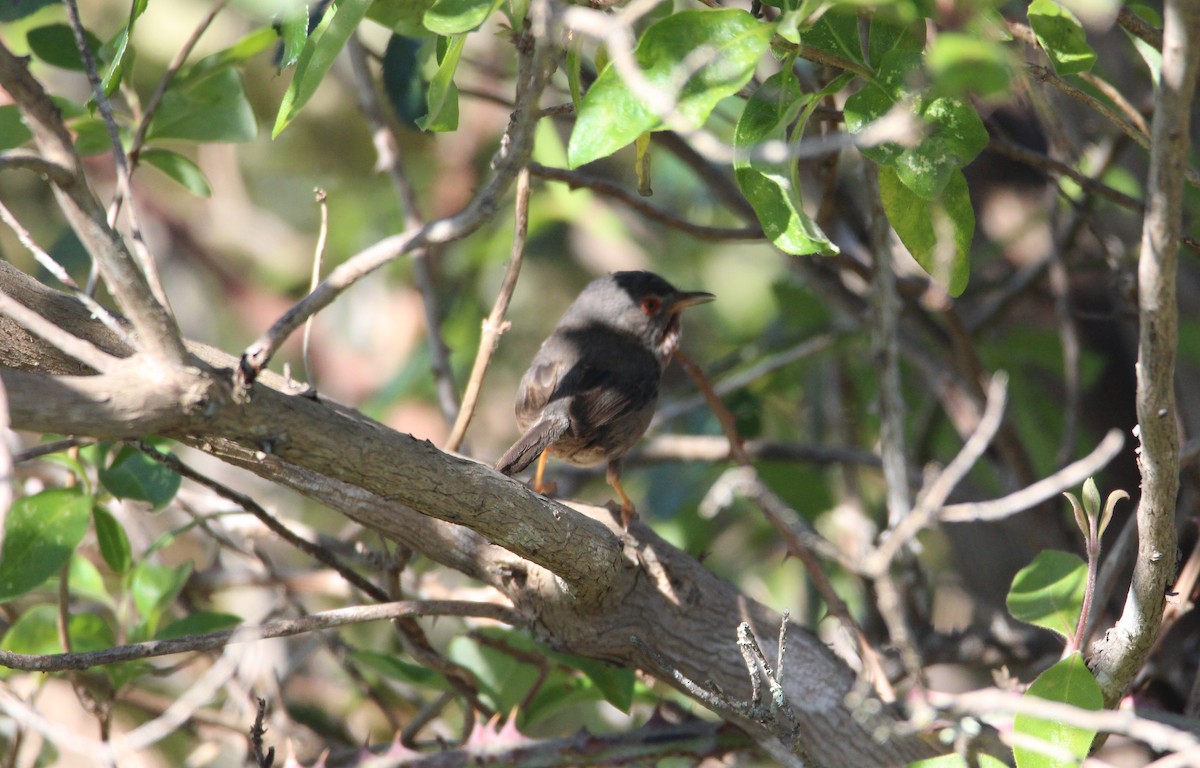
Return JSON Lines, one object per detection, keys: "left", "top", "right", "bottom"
{"left": 0, "top": 40, "right": 186, "bottom": 365}
{"left": 1088, "top": 0, "right": 1200, "bottom": 706}
{"left": 0, "top": 261, "right": 935, "bottom": 768}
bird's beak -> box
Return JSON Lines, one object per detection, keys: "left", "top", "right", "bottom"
{"left": 669, "top": 291, "right": 715, "bottom": 312}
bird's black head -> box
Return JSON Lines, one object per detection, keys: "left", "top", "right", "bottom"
{"left": 565, "top": 271, "right": 714, "bottom": 360}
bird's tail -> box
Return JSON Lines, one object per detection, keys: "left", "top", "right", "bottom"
{"left": 495, "top": 415, "right": 569, "bottom": 475}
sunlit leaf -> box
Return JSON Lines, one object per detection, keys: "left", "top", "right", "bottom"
{"left": 423, "top": 0, "right": 503, "bottom": 35}
{"left": 98, "top": 445, "right": 181, "bottom": 510}
{"left": 157, "top": 611, "right": 242, "bottom": 640}
{"left": 878, "top": 166, "right": 972, "bottom": 296}
{"left": 417, "top": 34, "right": 464, "bottom": 132}
{"left": 140, "top": 148, "right": 213, "bottom": 197}
{"left": 93, "top": 505, "right": 133, "bottom": 574}
{"left": 26, "top": 24, "right": 102, "bottom": 71}
{"left": 273, "top": 0, "right": 374, "bottom": 137}
{"left": 382, "top": 35, "right": 428, "bottom": 129}
{"left": 568, "top": 9, "right": 772, "bottom": 168}
{"left": 146, "top": 66, "right": 256, "bottom": 143}
{"left": 0, "top": 488, "right": 92, "bottom": 602}
{"left": 69, "top": 554, "right": 114, "bottom": 608}
{"left": 845, "top": 51, "right": 987, "bottom": 199}
{"left": 1028, "top": 0, "right": 1096, "bottom": 75}
{"left": 1006, "top": 549, "right": 1086, "bottom": 639}
{"left": 131, "top": 561, "right": 193, "bottom": 633}
{"left": 1014, "top": 653, "right": 1102, "bottom": 768}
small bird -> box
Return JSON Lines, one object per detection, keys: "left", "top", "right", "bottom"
{"left": 496, "top": 271, "right": 714, "bottom": 528}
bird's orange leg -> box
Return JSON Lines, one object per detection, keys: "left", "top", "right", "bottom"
{"left": 606, "top": 461, "right": 636, "bottom": 529}
{"left": 531, "top": 451, "right": 557, "bottom": 496}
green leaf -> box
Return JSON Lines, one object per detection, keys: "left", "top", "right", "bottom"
{"left": 368, "top": 0, "right": 439, "bottom": 36}
{"left": 926, "top": 33, "right": 1012, "bottom": 98}
{"left": 0, "top": 489, "right": 92, "bottom": 602}
{"left": 27, "top": 24, "right": 103, "bottom": 72}
{"left": 878, "top": 166, "right": 972, "bottom": 296}
{"left": 178, "top": 27, "right": 279, "bottom": 82}
{"left": 547, "top": 650, "right": 635, "bottom": 713}
{"left": 567, "top": 9, "right": 772, "bottom": 168}
{"left": 351, "top": 649, "right": 452, "bottom": 689}
{"left": 1027, "top": 0, "right": 1096, "bottom": 75}
{"left": 1006, "top": 549, "right": 1087, "bottom": 639}
{"left": 868, "top": 18, "right": 926, "bottom": 69}
{"left": 734, "top": 71, "right": 839, "bottom": 256}
{"left": 0, "top": 605, "right": 115, "bottom": 673}
{"left": 382, "top": 35, "right": 428, "bottom": 129}
{"left": 156, "top": 611, "right": 242, "bottom": 640}
{"left": 70, "top": 118, "right": 113, "bottom": 156}
{"left": 140, "top": 148, "right": 213, "bottom": 197}
{"left": 93, "top": 506, "right": 132, "bottom": 574}
{"left": 273, "top": 0, "right": 374, "bottom": 138}
{"left": 801, "top": 11, "right": 864, "bottom": 68}
{"left": 424, "top": 0, "right": 503, "bottom": 35}
{"left": 0, "top": 605, "right": 62, "bottom": 660}
{"left": 146, "top": 66, "right": 257, "bottom": 143}
{"left": 98, "top": 445, "right": 181, "bottom": 509}
{"left": 417, "top": 34, "right": 465, "bottom": 132}
{"left": 448, "top": 631, "right": 541, "bottom": 712}
{"left": 131, "top": 561, "right": 192, "bottom": 634}
{"left": 64, "top": 612, "right": 116, "bottom": 654}
{"left": 276, "top": 8, "right": 310, "bottom": 72}
{"left": 69, "top": 554, "right": 114, "bottom": 608}
{"left": 845, "top": 51, "right": 987, "bottom": 198}
{"left": 1014, "top": 654, "right": 1102, "bottom": 768}
{"left": 100, "top": 0, "right": 148, "bottom": 98}
{"left": 0, "top": 105, "right": 32, "bottom": 150}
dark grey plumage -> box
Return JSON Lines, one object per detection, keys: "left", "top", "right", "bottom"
{"left": 496, "top": 271, "right": 713, "bottom": 526}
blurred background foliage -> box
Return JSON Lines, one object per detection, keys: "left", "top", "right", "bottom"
{"left": 0, "top": 0, "right": 1197, "bottom": 765}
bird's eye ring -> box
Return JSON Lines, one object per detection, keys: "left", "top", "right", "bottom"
{"left": 640, "top": 296, "right": 662, "bottom": 315}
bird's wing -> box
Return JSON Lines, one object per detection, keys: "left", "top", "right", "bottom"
{"left": 564, "top": 361, "right": 659, "bottom": 431}
{"left": 514, "top": 359, "right": 563, "bottom": 426}
{"left": 496, "top": 360, "right": 568, "bottom": 476}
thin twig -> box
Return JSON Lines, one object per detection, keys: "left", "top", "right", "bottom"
{"left": 0, "top": 199, "right": 132, "bottom": 344}
{"left": 302, "top": 188, "right": 328, "bottom": 386}
{"left": 635, "top": 434, "right": 882, "bottom": 468}
{"left": 133, "top": 441, "right": 391, "bottom": 602}
{"left": 63, "top": 0, "right": 172, "bottom": 311}
{"left": 1028, "top": 62, "right": 1200, "bottom": 188}
{"left": 0, "top": 600, "right": 517, "bottom": 672}
{"left": 863, "top": 163, "right": 909, "bottom": 527}
{"left": 931, "top": 687, "right": 1200, "bottom": 754}
{"left": 655, "top": 334, "right": 835, "bottom": 425}
{"left": 939, "top": 429, "right": 1125, "bottom": 522}
{"left": 1118, "top": 6, "right": 1164, "bottom": 50}
{"left": 347, "top": 34, "right": 459, "bottom": 425}
{"left": 677, "top": 351, "right": 896, "bottom": 702}
{"left": 529, "top": 163, "right": 764, "bottom": 240}
{"left": 13, "top": 438, "right": 98, "bottom": 464}
{"left": 126, "top": 0, "right": 228, "bottom": 163}
{"left": 1090, "top": 0, "right": 1198, "bottom": 706}
{"left": 864, "top": 373, "right": 1009, "bottom": 576}
{"left": 249, "top": 697, "right": 274, "bottom": 768}
{"left": 0, "top": 149, "right": 73, "bottom": 183}
{"left": 445, "top": 167, "right": 531, "bottom": 452}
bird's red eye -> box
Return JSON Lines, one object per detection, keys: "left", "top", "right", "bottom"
{"left": 640, "top": 296, "right": 662, "bottom": 315}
